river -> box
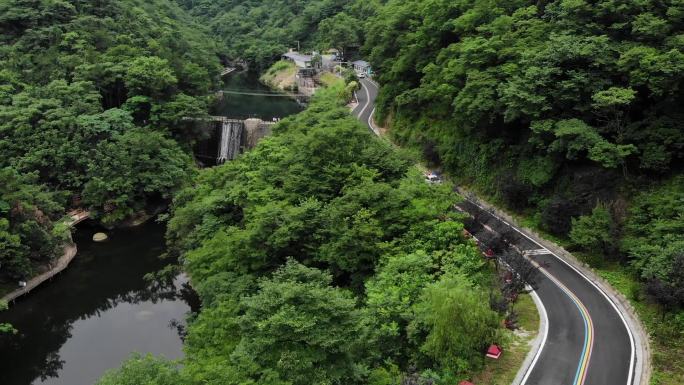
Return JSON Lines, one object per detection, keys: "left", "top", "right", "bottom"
{"left": 214, "top": 70, "right": 303, "bottom": 120}
{"left": 0, "top": 72, "right": 302, "bottom": 385}
{"left": 0, "top": 221, "right": 197, "bottom": 385}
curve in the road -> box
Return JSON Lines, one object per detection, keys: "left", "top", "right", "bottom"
{"left": 353, "top": 74, "right": 642, "bottom": 385}
{"left": 528, "top": 257, "right": 595, "bottom": 385}
{"left": 353, "top": 79, "right": 379, "bottom": 135}
{"left": 461, "top": 198, "right": 635, "bottom": 385}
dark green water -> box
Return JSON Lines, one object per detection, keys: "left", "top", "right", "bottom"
{"left": 0, "top": 72, "right": 298, "bottom": 385}
{"left": 0, "top": 221, "right": 197, "bottom": 385}
{"left": 214, "top": 71, "right": 303, "bottom": 120}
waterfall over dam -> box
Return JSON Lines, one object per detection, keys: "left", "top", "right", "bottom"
{"left": 194, "top": 117, "right": 275, "bottom": 166}
{"left": 218, "top": 120, "right": 243, "bottom": 163}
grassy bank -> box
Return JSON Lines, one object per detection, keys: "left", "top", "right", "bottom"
{"left": 591, "top": 265, "right": 681, "bottom": 385}
{"left": 472, "top": 293, "right": 540, "bottom": 385}
{"left": 259, "top": 60, "right": 297, "bottom": 92}
{"left": 319, "top": 72, "right": 339, "bottom": 87}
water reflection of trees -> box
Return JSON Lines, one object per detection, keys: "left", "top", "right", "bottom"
{"left": 102, "top": 276, "right": 187, "bottom": 313}
{"left": 39, "top": 352, "right": 65, "bottom": 382}
{"left": 0, "top": 275, "right": 195, "bottom": 384}
{"left": 0, "top": 224, "right": 198, "bottom": 385}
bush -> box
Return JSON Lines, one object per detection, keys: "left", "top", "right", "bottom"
{"left": 516, "top": 156, "right": 557, "bottom": 188}
{"left": 570, "top": 204, "right": 613, "bottom": 254}
{"left": 268, "top": 60, "right": 293, "bottom": 75}
{"left": 623, "top": 177, "right": 684, "bottom": 310}
{"left": 344, "top": 68, "right": 359, "bottom": 85}
{"left": 339, "top": 81, "right": 359, "bottom": 103}
{"left": 96, "top": 354, "right": 183, "bottom": 385}
{"left": 645, "top": 253, "right": 684, "bottom": 313}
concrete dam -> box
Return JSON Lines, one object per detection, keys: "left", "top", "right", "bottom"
{"left": 194, "top": 117, "right": 275, "bottom": 166}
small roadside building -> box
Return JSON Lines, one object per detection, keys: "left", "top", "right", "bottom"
{"left": 282, "top": 51, "right": 313, "bottom": 69}
{"left": 352, "top": 60, "right": 372, "bottom": 76}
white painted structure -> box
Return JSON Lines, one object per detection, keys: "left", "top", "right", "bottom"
{"left": 282, "top": 51, "right": 312, "bottom": 68}
{"left": 352, "top": 60, "right": 371, "bottom": 76}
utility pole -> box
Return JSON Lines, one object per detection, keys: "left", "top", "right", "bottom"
{"left": 296, "top": 41, "right": 300, "bottom": 52}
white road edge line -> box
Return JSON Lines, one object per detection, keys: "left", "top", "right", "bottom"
{"left": 367, "top": 79, "right": 380, "bottom": 90}
{"left": 519, "top": 287, "right": 550, "bottom": 385}
{"left": 465, "top": 228, "right": 549, "bottom": 385}
{"left": 466, "top": 198, "right": 637, "bottom": 385}
{"left": 368, "top": 107, "right": 377, "bottom": 135}
{"left": 357, "top": 82, "right": 372, "bottom": 123}
{"left": 360, "top": 77, "right": 637, "bottom": 385}
{"left": 470, "top": 213, "right": 584, "bottom": 385}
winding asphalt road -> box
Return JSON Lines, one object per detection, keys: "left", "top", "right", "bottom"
{"left": 352, "top": 78, "right": 379, "bottom": 134}
{"left": 353, "top": 77, "right": 639, "bottom": 385}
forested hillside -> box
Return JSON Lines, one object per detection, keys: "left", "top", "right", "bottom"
{"left": 3, "top": 0, "right": 682, "bottom": 383}
{"left": 175, "top": 0, "right": 377, "bottom": 69}
{"left": 363, "top": 0, "right": 683, "bottom": 380}
{"left": 367, "top": 0, "right": 682, "bottom": 278}
{"left": 97, "top": 82, "right": 519, "bottom": 385}
{"left": 0, "top": 0, "right": 220, "bottom": 280}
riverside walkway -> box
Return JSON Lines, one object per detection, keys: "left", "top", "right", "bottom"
{"left": 2, "top": 210, "right": 90, "bottom": 303}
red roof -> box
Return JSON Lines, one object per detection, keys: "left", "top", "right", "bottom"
{"left": 486, "top": 344, "right": 502, "bottom": 359}
{"left": 459, "top": 381, "right": 474, "bottom": 385}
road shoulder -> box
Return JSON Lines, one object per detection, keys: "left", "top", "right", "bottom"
{"left": 509, "top": 288, "right": 548, "bottom": 385}
{"left": 455, "top": 186, "right": 652, "bottom": 385}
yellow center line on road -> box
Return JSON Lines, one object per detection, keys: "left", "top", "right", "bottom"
{"left": 530, "top": 259, "right": 595, "bottom": 385}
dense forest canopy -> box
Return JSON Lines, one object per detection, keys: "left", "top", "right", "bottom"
{"left": 364, "top": 0, "right": 684, "bottom": 306}
{"left": 0, "top": 0, "right": 220, "bottom": 279}
{"left": 2, "top": 0, "right": 683, "bottom": 383}
{"left": 174, "top": 0, "right": 379, "bottom": 69}
{"left": 99, "top": 85, "right": 507, "bottom": 385}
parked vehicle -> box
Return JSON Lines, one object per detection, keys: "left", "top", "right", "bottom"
{"left": 425, "top": 172, "right": 442, "bottom": 184}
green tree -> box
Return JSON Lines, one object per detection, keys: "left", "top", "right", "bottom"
{"left": 570, "top": 204, "right": 615, "bottom": 255}
{"left": 623, "top": 177, "right": 684, "bottom": 291}
{"left": 0, "top": 300, "right": 16, "bottom": 334}
{"left": 125, "top": 56, "right": 178, "bottom": 99}
{"left": 364, "top": 251, "right": 436, "bottom": 361}
{"left": 318, "top": 12, "right": 361, "bottom": 58}
{"left": 232, "top": 259, "right": 364, "bottom": 385}
{"left": 150, "top": 93, "right": 207, "bottom": 128}
{"left": 83, "top": 129, "right": 195, "bottom": 224}
{"left": 0, "top": 167, "right": 64, "bottom": 279}
{"left": 410, "top": 274, "right": 500, "bottom": 375}
{"left": 0, "top": 218, "right": 29, "bottom": 279}
{"left": 96, "top": 354, "right": 183, "bottom": 385}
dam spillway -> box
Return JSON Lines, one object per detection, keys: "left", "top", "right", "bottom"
{"left": 195, "top": 117, "right": 275, "bottom": 166}
{"left": 218, "top": 119, "right": 243, "bottom": 163}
